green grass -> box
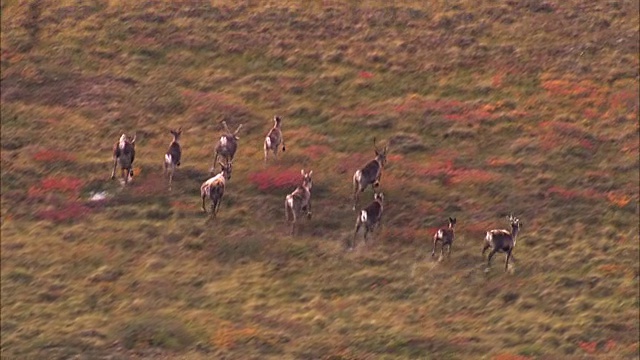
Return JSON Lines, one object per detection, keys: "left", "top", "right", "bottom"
{"left": 1, "top": 0, "right": 639, "bottom": 359}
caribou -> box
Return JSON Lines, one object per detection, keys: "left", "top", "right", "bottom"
{"left": 352, "top": 137, "right": 388, "bottom": 210}
{"left": 212, "top": 120, "right": 243, "bottom": 172}
{"left": 482, "top": 215, "right": 523, "bottom": 271}
{"left": 111, "top": 133, "right": 136, "bottom": 185}
{"left": 164, "top": 127, "right": 182, "bottom": 191}
{"left": 349, "top": 192, "right": 384, "bottom": 250}
{"left": 284, "top": 169, "right": 313, "bottom": 236}
{"left": 432, "top": 217, "right": 457, "bottom": 259}
{"left": 264, "top": 116, "right": 286, "bottom": 163}
{"left": 201, "top": 161, "right": 233, "bottom": 220}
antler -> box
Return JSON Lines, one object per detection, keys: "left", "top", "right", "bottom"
{"left": 131, "top": 133, "right": 137, "bottom": 144}
{"left": 234, "top": 124, "right": 243, "bottom": 135}
{"left": 373, "top": 137, "right": 380, "bottom": 152}
{"left": 221, "top": 120, "right": 231, "bottom": 134}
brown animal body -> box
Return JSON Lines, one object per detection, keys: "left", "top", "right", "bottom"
{"left": 164, "top": 128, "right": 182, "bottom": 190}
{"left": 482, "top": 215, "right": 522, "bottom": 271}
{"left": 352, "top": 137, "right": 388, "bottom": 210}
{"left": 264, "top": 116, "right": 286, "bottom": 163}
{"left": 212, "top": 121, "right": 242, "bottom": 172}
{"left": 284, "top": 170, "right": 313, "bottom": 236}
{"left": 349, "top": 192, "right": 384, "bottom": 250}
{"left": 201, "top": 161, "right": 232, "bottom": 220}
{"left": 111, "top": 133, "right": 136, "bottom": 185}
{"left": 432, "top": 217, "right": 457, "bottom": 259}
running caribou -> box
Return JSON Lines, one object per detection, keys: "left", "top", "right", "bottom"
{"left": 432, "top": 217, "right": 457, "bottom": 259}
{"left": 201, "top": 161, "right": 233, "bottom": 220}
{"left": 212, "top": 121, "right": 243, "bottom": 172}
{"left": 264, "top": 115, "right": 286, "bottom": 163}
{"left": 164, "top": 127, "right": 182, "bottom": 191}
{"left": 111, "top": 133, "right": 136, "bottom": 185}
{"left": 284, "top": 169, "right": 313, "bottom": 236}
{"left": 482, "top": 215, "right": 523, "bottom": 271}
{"left": 349, "top": 192, "right": 385, "bottom": 250}
{"left": 352, "top": 137, "right": 388, "bottom": 210}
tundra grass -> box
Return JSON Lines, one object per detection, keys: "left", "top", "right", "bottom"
{"left": 1, "top": 1, "right": 638, "bottom": 359}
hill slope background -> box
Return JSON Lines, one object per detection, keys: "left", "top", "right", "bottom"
{"left": 1, "top": 0, "right": 639, "bottom": 359}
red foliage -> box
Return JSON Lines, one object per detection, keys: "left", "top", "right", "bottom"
{"left": 449, "top": 169, "right": 497, "bottom": 185}
{"left": 171, "top": 201, "right": 194, "bottom": 211}
{"left": 36, "top": 201, "right": 91, "bottom": 222}
{"left": 413, "top": 159, "right": 454, "bottom": 178}
{"left": 607, "top": 192, "right": 632, "bottom": 208}
{"left": 609, "top": 90, "right": 638, "bottom": 114}
{"left": 598, "top": 264, "right": 625, "bottom": 275}
{"left": 247, "top": 168, "right": 302, "bottom": 191}
{"left": 28, "top": 176, "right": 83, "bottom": 199}
{"left": 546, "top": 186, "right": 600, "bottom": 201}
{"left": 412, "top": 161, "right": 496, "bottom": 185}
{"left": 358, "top": 71, "right": 374, "bottom": 79}
{"left": 32, "top": 149, "right": 76, "bottom": 162}
{"left": 539, "top": 121, "right": 589, "bottom": 137}
{"left": 392, "top": 98, "right": 465, "bottom": 115}
{"left": 305, "top": 145, "right": 331, "bottom": 160}
{"left": 335, "top": 153, "right": 371, "bottom": 175}
{"left": 465, "top": 220, "right": 499, "bottom": 235}
{"left": 542, "top": 79, "right": 597, "bottom": 98}
{"left": 605, "top": 340, "right": 617, "bottom": 352}
{"left": 491, "top": 73, "right": 504, "bottom": 88}
{"left": 486, "top": 157, "right": 515, "bottom": 167}
{"left": 579, "top": 341, "right": 598, "bottom": 354}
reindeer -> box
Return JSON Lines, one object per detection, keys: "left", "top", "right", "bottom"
{"left": 432, "top": 217, "right": 457, "bottom": 259}
{"left": 212, "top": 120, "right": 243, "bottom": 172}
{"left": 200, "top": 161, "right": 233, "bottom": 220}
{"left": 352, "top": 137, "right": 388, "bottom": 210}
{"left": 284, "top": 170, "right": 313, "bottom": 236}
{"left": 349, "top": 192, "right": 384, "bottom": 250}
{"left": 110, "top": 133, "right": 136, "bottom": 185}
{"left": 482, "top": 215, "right": 523, "bottom": 271}
{"left": 164, "top": 127, "right": 182, "bottom": 191}
{"left": 264, "top": 116, "right": 286, "bottom": 163}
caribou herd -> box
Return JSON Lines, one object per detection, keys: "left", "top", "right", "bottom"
{"left": 111, "top": 116, "right": 523, "bottom": 271}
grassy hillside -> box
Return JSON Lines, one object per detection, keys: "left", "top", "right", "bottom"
{"left": 1, "top": 0, "right": 638, "bottom": 359}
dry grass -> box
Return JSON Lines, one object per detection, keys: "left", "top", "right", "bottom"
{"left": 1, "top": 0, "right": 638, "bottom": 359}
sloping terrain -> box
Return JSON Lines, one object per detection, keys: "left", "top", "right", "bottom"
{"left": 1, "top": 0, "right": 638, "bottom": 359}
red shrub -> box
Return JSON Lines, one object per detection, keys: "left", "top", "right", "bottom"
{"left": 609, "top": 90, "right": 638, "bottom": 114}
{"left": 358, "top": 71, "right": 374, "bottom": 79}
{"left": 486, "top": 157, "right": 514, "bottom": 167}
{"left": 413, "top": 160, "right": 454, "bottom": 178}
{"left": 449, "top": 169, "right": 498, "bottom": 185}
{"left": 542, "top": 79, "right": 596, "bottom": 98}
{"left": 579, "top": 341, "right": 598, "bottom": 354}
{"left": 607, "top": 192, "right": 632, "bottom": 208}
{"left": 32, "top": 149, "right": 76, "bottom": 162}
{"left": 247, "top": 168, "right": 302, "bottom": 191}
{"left": 491, "top": 73, "right": 504, "bottom": 88}
{"left": 393, "top": 98, "right": 466, "bottom": 116}
{"left": 36, "top": 201, "right": 90, "bottom": 222}
{"left": 305, "top": 145, "right": 331, "bottom": 160}
{"left": 28, "top": 176, "right": 83, "bottom": 199}
{"left": 171, "top": 201, "right": 194, "bottom": 211}
{"left": 464, "top": 220, "right": 498, "bottom": 235}
{"left": 547, "top": 186, "right": 600, "bottom": 201}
